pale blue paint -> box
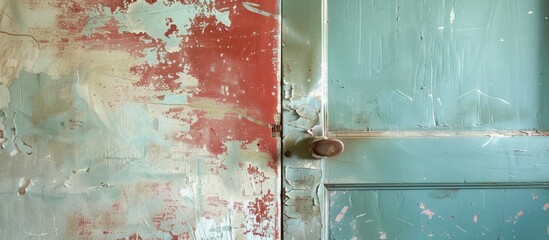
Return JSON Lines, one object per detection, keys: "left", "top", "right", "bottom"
{"left": 162, "top": 94, "right": 188, "bottom": 105}
{"left": 283, "top": 0, "right": 549, "bottom": 239}
{"left": 327, "top": 0, "right": 549, "bottom": 131}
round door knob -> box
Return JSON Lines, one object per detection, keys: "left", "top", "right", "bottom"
{"left": 309, "top": 138, "right": 344, "bottom": 159}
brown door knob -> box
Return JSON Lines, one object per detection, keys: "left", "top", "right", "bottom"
{"left": 309, "top": 138, "right": 344, "bottom": 158}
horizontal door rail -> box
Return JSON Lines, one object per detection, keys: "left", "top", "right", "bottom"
{"left": 327, "top": 130, "right": 549, "bottom": 138}
{"left": 325, "top": 182, "right": 549, "bottom": 190}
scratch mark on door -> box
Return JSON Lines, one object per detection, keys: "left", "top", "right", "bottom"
{"left": 458, "top": 89, "right": 511, "bottom": 106}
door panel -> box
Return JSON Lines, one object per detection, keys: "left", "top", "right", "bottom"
{"left": 283, "top": 0, "right": 549, "bottom": 239}
{"left": 324, "top": 137, "right": 549, "bottom": 238}
{"left": 327, "top": 0, "right": 549, "bottom": 132}
{"left": 328, "top": 186, "right": 549, "bottom": 239}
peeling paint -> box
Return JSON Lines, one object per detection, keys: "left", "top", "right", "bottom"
{"left": 419, "top": 203, "right": 436, "bottom": 219}
{"left": 281, "top": 0, "right": 324, "bottom": 237}
{"left": 0, "top": 0, "right": 279, "bottom": 239}
{"left": 334, "top": 206, "right": 348, "bottom": 222}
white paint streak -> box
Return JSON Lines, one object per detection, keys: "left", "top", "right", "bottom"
{"left": 457, "top": 89, "right": 511, "bottom": 106}
{"left": 24, "top": 232, "right": 48, "bottom": 236}
{"left": 242, "top": 2, "right": 278, "bottom": 19}
{"left": 450, "top": 7, "right": 456, "bottom": 24}
{"left": 456, "top": 225, "right": 468, "bottom": 233}
{"left": 52, "top": 214, "right": 60, "bottom": 238}
{"left": 396, "top": 217, "right": 414, "bottom": 226}
{"left": 9, "top": 141, "right": 21, "bottom": 157}
{"left": 335, "top": 206, "right": 348, "bottom": 222}
{"left": 394, "top": 89, "right": 413, "bottom": 102}
{"left": 455, "top": 27, "right": 488, "bottom": 32}
{"left": 180, "top": 186, "right": 194, "bottom": 199}
{"left": 482, "top": 137, "right": 494, "bottom": 148}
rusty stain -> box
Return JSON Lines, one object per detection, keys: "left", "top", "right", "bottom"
{"left": 293, "top": 196, "right": 316, "bottom": 223}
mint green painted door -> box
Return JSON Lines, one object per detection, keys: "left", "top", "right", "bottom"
{"left": 283, "top": 0, "right": 549, "bottom": 239}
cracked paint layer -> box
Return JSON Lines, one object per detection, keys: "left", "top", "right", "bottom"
{"left": 281, "top": 0, "right": 324, "bottom": 238}
{"left": 0, "top": 0, "right": 279, "bottom": 239}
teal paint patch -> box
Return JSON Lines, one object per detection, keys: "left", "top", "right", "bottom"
{"left": 82, "top": 1, "right": 232, "bottom": 53}
{"left": 125, "top": 1, "right": 231, "bottom": 52}
{"left": 162, "top": 94, "right": 188, "bottom": 105}
{"left": 327, "top": 0, "right": 549, "bottom": 131}
{"left": 143, "top": 47, "right": 162, "bottom": 66}
{"left": 82, "top": 7, "right": 128, "bottom": 36}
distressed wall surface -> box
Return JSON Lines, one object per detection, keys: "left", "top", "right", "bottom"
{"left": 0, "top": 0, "right": 279, "bottom": 239}
{"left": 283, "top": 0, "right": 549, "bottom": 239}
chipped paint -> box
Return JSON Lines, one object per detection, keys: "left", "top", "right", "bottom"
{"left": 283, "top": 0, "right": 549, "bottom": 239}
{"left": 334, "top": 206, "right": 348, "bottom": 222}
{"left": 0, "top": 0, "right": 279, "bottom": 239}
{"left": 378, "top": 231, "right": 387, "bottom": 239}
{"left": 419, "top": 203, "right": 436, "bottom": 219}
{"left": 281, "top": 0, "right": 325, "bottom": 237}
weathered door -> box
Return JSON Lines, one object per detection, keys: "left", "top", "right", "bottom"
{"left": 0, "top": 0, "right": 280, "bottom": 239}
{"left": 283, "top": 0, "right": 549, "bottom": 239}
